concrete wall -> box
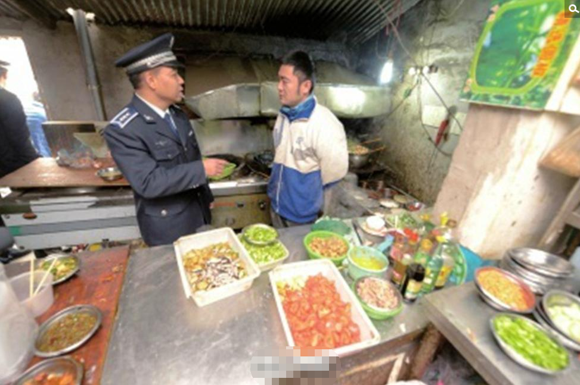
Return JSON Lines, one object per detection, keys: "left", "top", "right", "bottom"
{"left": 0, "top": 17, "right": 353, "bottom": 121}
{"left": 356, "top": 0, "right": 491, "bottom": 203}
{"left": 434, "top": 105, "right": 579, "bottom": 258}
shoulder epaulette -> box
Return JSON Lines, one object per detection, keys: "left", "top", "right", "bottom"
{"left": 110, "top": 107, "right": 138, "bottom": 129}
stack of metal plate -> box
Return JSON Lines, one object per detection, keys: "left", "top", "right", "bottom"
{"left": 500, "top": 248, "right": 575, "bottom": 294}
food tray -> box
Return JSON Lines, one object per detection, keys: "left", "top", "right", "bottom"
{"left": 37, "top": 254, "right": 80, "bottom": 285}
{"left": 269, "top": 259, "right": 380, "bottom": 357}
{"left": 14, "top": 356, "right": 83, "bottom": 385}
{"left": 34, "top": 305, "right": 102, "bottom": 358}
{"left": 474, "top": 267, "right": 536, "bottom": 314}
{"left": 490, "top": 313, "right": 570, "bottom": 375}
{"left": 174, "top": 227, "right": 260, "bottom": 307}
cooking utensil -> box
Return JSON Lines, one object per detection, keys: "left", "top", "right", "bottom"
{"left": 14, "top": 356, "right": 83, "bottom": 385}
{"left": 34, "top": 305, "right": 102, "bottom": 358}
{"left": 349, "top": 153, "right": 370, "bottom": 169}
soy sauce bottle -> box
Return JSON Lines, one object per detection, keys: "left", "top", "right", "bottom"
{"left": 401, "top": 263, "right": 425, "bottom": 303}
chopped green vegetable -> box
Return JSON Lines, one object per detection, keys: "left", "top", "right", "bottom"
{"left": 244, "top": 225, "right": 278, "bottom": 244}
{"left": 240, "top": 236, "right": 287, "bottom": 265}
{"left": 493, "top": 316, "right": 568, "bottom": 371}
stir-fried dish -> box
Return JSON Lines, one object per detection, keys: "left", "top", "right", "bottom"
{"left": 183, "top": 242, "right": 247, "bottom": 292}
{"left": 309, "top": 236, "right": 348, "bottom": 259}
{"left": 23, "top": 372, "right": 75, "bottom": 385}
{"left": 36, "top": 313, "right": 98, "bottom": 353}
{"left": 40, "top": 257, "right": 78, "bottom": 281}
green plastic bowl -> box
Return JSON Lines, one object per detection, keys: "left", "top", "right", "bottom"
{"left": 303, "top": 231, "right": 350, "bottom": 266}
{"left": 352, "top": 276, "right": 403, "bottom": 320}
{"left": 346, "top": 246, "right": 389, "bottom": 280}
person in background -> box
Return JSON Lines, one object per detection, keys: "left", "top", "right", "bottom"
{"left": 268, "top": 51, "right": 348, "bottom": 228}
{"left": 25, "top": 91, "right": 51, "bottom": 157}
{"left": 104, "top": 34, "right": 228, "bottom": 246}
{"left": 0, "top": 59, "right": 39, "bottom": 179}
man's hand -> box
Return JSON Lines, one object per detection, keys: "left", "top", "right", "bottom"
{"left": 203, "top": 158, "right": 229, "bottom": 177}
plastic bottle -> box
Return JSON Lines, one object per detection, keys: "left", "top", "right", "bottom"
{"left": 392, "top": 253, "right": 413, "bottom": 288}
{"left": 435, "top": 241, "right": 455, "bottom": 290}
{"left": 421, "top": 244, "right": 443, "bottom": 295}
{"left": 413, "top": 239, "right": 433, "bottom": 266}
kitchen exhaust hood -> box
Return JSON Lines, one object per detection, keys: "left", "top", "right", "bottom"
{"left": 184, "top": 57, "right": 391, "bottom": 120}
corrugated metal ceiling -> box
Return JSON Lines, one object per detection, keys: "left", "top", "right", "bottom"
{"left": 0, "top": 0, "right": 420, "bottom": 44}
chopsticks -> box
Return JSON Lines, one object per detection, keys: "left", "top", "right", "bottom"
{"left": 31, "top": 258, "right": 57, "bottom": 297}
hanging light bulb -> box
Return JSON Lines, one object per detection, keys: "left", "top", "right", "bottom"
{"left": 380, "top": 59, "right": 394, "bottom": 84}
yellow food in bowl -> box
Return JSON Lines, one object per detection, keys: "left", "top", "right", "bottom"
{"left": 352, "top": 256, "right": 385, "bottom": 271}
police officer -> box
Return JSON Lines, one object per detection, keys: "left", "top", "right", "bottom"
{"left": 0, "top": 60, "right": 39, "bottom": 178}
{"left": 104, "top": 33, "right": 227, "bottom": 246}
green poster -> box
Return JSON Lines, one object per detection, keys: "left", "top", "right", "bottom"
{"left": 460, "top": 0, "right": 580, "bottom": 109}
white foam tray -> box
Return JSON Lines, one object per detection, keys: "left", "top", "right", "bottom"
{"left": 269, "top": 259, "right": 381, "bottom": 356}
{"left": 174, "top": 227, "right": 260, "bottom": 307}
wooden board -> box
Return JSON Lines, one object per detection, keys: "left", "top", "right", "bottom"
{"left": 0, "top": 158, "right": 130, "bottom": 188}
{"left": 539, "top": 126, "right": 580, "bottom": 177}
{"left": 7, "top": 246, "right": 130, "bottom": 384}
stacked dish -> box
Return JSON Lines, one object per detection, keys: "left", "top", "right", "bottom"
{"left": 500, "top": 248, "right": 574, "bottom": 294}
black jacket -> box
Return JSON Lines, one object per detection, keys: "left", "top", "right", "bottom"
{"left": 104, "top": 95, "right": 213, "bottom": 246}
{"left": 0, "top": 88, "right": 39, "bottom": 178}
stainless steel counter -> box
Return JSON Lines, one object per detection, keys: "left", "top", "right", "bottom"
{"left": 101, "top": 224, "right": 427, "bottom": 384}
{"left": 423, "top": 283, "right": 580, "bottom": 385}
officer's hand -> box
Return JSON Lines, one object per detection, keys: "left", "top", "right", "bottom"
{"left": 203, "top": 158, "right": 228, "bottom": 177}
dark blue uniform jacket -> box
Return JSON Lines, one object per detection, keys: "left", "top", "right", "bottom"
{"left": 104, "top": 95, "right": 212, "bottom": 246}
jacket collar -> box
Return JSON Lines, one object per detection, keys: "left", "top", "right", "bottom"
{"left": 131, "top": 95, "right": 182, "bottom": 144}
{"left": 280, "top": 95, "right": 316, "bottom": 123}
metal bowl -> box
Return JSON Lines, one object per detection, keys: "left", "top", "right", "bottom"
{"left": 349, "top": 153, "right": 370, "bottom": 169}
{"left": 474, "top": 267, "right": 536, "bottom": 314}
{"left": 14, "top": 356, "right": 83, "bottom": 385}
{"left": 96, "top": 167, "right": 123, "bottom": 181}
{"left": 35, "top": 305, "right": 102, "bottom": 358}
{"left": 490, "top": 313, "right": 571, "bottom": 375}
{"left": 506, "top": 248, "right": 574, "bottom": 278}
{"left": 542, "top": 290, "right": 580, "bottom": 345}
{"left": 533, "top": 307, "right": 580, "bottom": 352}
{"left": 242, "top": 224, "right": 279, "bottom": 246}
{"left": 37, "top": 254, "right": 80, "bottom": 285}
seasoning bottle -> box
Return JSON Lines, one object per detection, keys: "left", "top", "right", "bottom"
{"left": 388, "top": 232, "right": 406, "bottom": 285}
{"left": 401, "top": 263, "right": 425, "bottom": 303}
{"left": 413, "top": 239, "right": 433, "bottom": 266}
{"left": 435, "top": 241, "right": 456, "bottom": 290}
{"left": 420, "top": 241, "right": 443, "bottom": 295}
{"left": 392, "top": 253, "right": 412, "bottom": 288}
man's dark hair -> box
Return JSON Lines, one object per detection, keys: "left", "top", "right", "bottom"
{"left": 128, "top": 71, "right": 143, "bottom": 89}
{"left": 281, "top": 51, "right": 316, "bottom": 94}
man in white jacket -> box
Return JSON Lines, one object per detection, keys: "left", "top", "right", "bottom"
{"left": 268, "top": 51, "right": 348, "bottom": 228}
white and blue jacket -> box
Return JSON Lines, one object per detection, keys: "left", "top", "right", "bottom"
{"left": 268, "top": 96, "right": 348, "bottom": 223}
